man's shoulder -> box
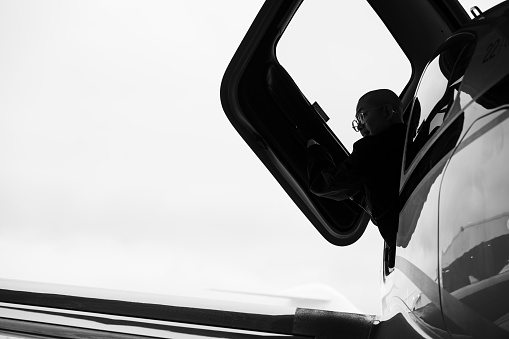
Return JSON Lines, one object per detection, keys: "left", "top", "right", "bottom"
{"left": 353, "top": 123, "right": 406, "bottom": 150}
{"left": 353, "top": 134, "right": 379, "bottom": 150}
{"left": 353, "top": 136, "right": 372, "bottom": 149}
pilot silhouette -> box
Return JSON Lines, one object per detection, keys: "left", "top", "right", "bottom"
{"left": 307, "top": 89, "right": 406, "bottom": 247}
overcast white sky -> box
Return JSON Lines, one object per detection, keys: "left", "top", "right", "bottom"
{"left": 0, "top": 0, "right": 499, "bottom": 316}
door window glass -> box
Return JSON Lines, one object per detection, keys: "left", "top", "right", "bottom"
{"left": 406, "top": 37, "right": 475, "bottom": 166}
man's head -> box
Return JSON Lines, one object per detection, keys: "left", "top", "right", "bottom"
{"left": 355, "top": 89, "right": 403, "bottom": 135}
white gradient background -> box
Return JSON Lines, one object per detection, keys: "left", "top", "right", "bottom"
{"left": 0, "top": 0, "right": 496, "bottom": 315}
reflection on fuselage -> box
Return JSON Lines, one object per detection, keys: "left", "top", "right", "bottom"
{"left": 439, "top": 107, "right": 509, "bottom": 335}
{"left": 442, "top": 215, "right": 509, "bottom": 293}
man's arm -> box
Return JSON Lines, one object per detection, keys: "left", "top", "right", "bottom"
{"left": 307, "top": 142, "right": 363, "bottom": 201}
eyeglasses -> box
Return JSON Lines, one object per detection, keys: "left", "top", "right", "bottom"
{"left": 352, "top": 119, "right": 363, "bottom": 132}
{"left": 355, "top": 104, "right": 386, "bottom": 124}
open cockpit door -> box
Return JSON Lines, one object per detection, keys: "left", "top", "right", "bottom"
{"left": 220, "top": 0, "right": 370, "bottom": 246}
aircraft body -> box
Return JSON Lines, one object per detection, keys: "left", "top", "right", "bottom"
{"left": 221, "top": 0, "right": 509, "bottom": 337}
{"left": 1, "top": 0, "right": 508, "bottom": 338}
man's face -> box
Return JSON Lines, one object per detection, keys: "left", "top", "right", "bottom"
{"left": 358, "top": 123, "right": 369, "bottom": 137}
{"left": 355, "top": 99, "right": 390, "bottom": 136}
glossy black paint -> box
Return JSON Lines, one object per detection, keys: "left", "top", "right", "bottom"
{"left": 390, "top": 3, "right": 509, "bottom": 337}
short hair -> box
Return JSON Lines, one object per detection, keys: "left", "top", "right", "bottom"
{"left": 358, "top": 89, "right": 403, "bottom": 118}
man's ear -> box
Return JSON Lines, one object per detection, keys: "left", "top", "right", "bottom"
{"left": 385, "top": 105, "right": 394, "bottom": 120}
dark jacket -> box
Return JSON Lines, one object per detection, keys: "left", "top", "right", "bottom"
{"left": 307, "top": 123, "right": 406, "bottom": 246}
